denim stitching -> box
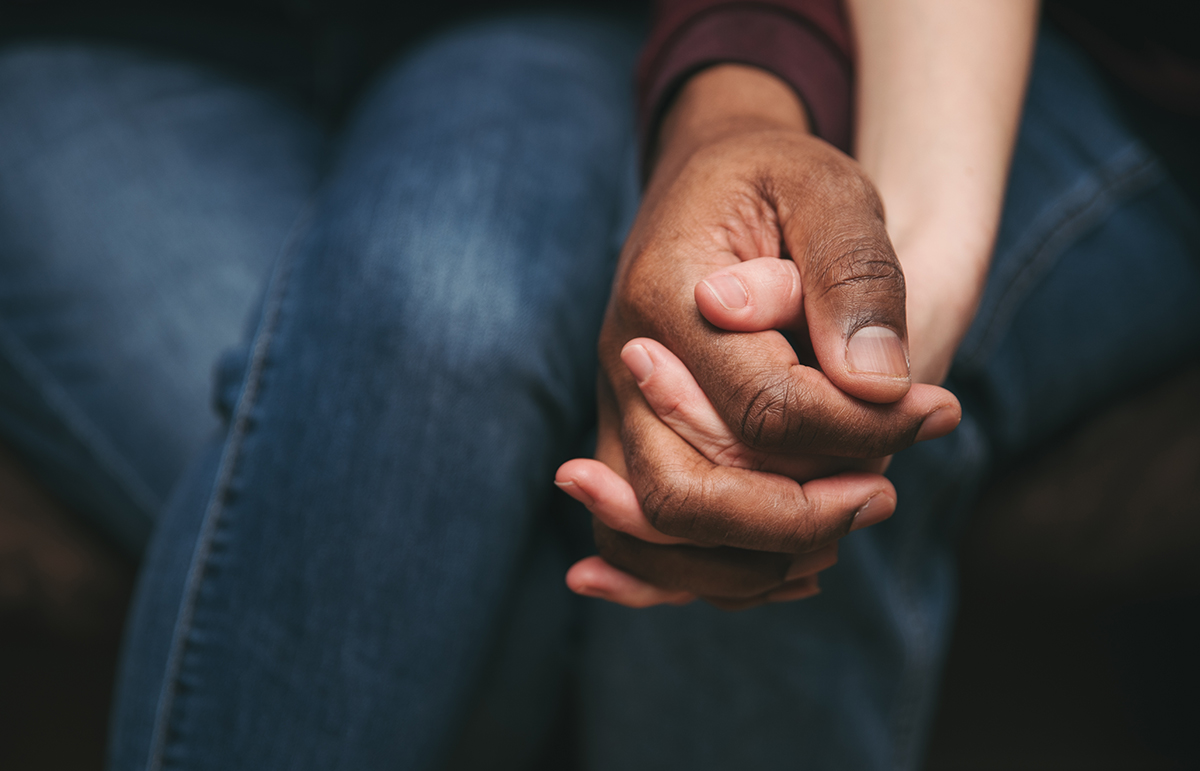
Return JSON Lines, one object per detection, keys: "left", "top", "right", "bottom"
{"left": 145, "top": 204, "right": 311, "bottom": 771}
{"left": 0, "top": 319, "right": 161, "bottom": 520}
{"left": 956, "top": 144, "right": 1165, "bottom": 372}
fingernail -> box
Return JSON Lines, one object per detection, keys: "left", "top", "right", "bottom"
{"left": 554, "top": 479, "right": 594, "bottom": 507}
{"left": 914, "top": 406, "right": 961, "bottom": 443}
{"left": 702, "top": 274, "right": 748, "bottom": 310}
{"left": 849, "top": 495, "right": 890, "bottom": 531}
{"left": 623, "top": 344, "right": 654, "bottom": 383}
{"left": 845, "top": 326, "right": 909, "bottom": 378}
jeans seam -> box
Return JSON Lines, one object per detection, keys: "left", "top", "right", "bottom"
{"left": 145, "top": 204, "right": 311, "bottom": 771}
{"left": 0, "top": 318, "right": 161, "bottom": 519}
{"left": 955, "top": 144, "right": 1165, "bottom": 372}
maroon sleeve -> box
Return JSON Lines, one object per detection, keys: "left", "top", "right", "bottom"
{"left": 637, "top": 0, "right": 854, "bottom": 163}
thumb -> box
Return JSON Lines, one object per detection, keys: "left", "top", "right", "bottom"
{"left": 694, "top": 243, "right": 911, "bottom": 405}
{"left": 694, "top": 257, "right": 806, "bottom": 333}
{"left": 779, "top": 158, "right": 912, "bottom": 404}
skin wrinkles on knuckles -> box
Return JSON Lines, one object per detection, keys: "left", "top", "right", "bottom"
{"left": 579, "top": 121, "right": 957, "bottom": 608}
{"left": 624, "top": 403, "right": 840, "bottom": 554}
{"left": 632, "top": 341, "right": 875, "bottom": 480}
{"left": 805, "top": 236, "right": 904, "bottom": 303}
{"left": 737, "top": 377, "right": 798, "bottom": 450}
{"left": 816, "top": 264, "right": 908, "bottom": 335}
{"left": 728, "top": 362, "right": 924, "bottom": 458}
{"left": 585, "top": 455, "right": 848, "bottom": 604}
{"left": 634, "top": 454, "right": 708, "bottom": 538}
{"left": 734, "top": 366, "right": 871, "bottom": 453}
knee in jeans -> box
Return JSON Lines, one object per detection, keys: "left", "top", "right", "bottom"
{"left": 320, "top": 226, "right": 578, "bottom": 381}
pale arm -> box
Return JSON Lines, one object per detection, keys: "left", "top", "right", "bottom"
{"left": 847, "top": 0, "right": 1040, "bottom": 384}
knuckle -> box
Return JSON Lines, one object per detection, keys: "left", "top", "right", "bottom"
{"left": 775, "top": 493, "right": 822, "bottom": 553}
{"left": 613, "top": 249, "right": 691, "bottom": 331}
{"left": 810, "top": 238, "right": 905, "bottom": 303}
{"left": 638, "top": 466, "right": 704, "bottom": 538}
{"left": 732, "top": 372, "right": 811, "bottom": 451}
{"left": 727, "top": 370, "right": 920, "bottom": 458}
{"left": 808, "top": 237, "right": 907, "bottom": 334}
{"left": 795, "top": 160, "right": 908, "bottom": 325}
{"left": 806, "top": 152, "right": 885, "bottom": 216}
{"left": 611, "top": 271, "right": 645, "bottom": 323}
{"left": 853, "top": 407, "right": 922, "bottom": 457}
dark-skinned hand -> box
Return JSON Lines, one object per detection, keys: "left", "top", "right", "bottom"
{"left": 556, "top": 65, "right": 961, "bottom": 609}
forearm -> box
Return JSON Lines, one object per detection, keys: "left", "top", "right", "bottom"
{"left": 847, "top": 0, "right": 1040, "bottom": 381}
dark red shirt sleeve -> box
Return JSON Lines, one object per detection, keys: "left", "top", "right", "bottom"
{"left": 637, "top": 0, "right": 854, "bottom": 164}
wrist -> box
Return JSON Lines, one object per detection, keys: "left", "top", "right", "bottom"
{"left": 650, "top": 64, "right": 811, "bottom": 189}
{"left": 894, "top": 232, "right": 993, "bottom": 385}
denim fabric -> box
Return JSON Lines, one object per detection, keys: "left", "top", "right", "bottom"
{"left": 0, "top": 44, "right": 323, "bottom": 554}
{"left": 7, "top": 12, "right": 1198, "bottom": 771}
{"left": 578, "top": 26, "right": 1200, "bottom": 771}
{"left": 107, "top": 16, "right": 642, "bottom": 771}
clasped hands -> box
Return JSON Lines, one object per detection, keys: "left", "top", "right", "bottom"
{"left": 555, "top": 70, "right": 963, "bottom": 610}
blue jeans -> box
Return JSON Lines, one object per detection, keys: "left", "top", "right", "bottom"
{"left": 88, "top": 16, "right": 641, "bottom": 771}
{"left": 0, "top": 13, "right": 639, "bottom": 769}
{"left": 2, "top": 17, "right": 1196, "bottom": 771}
{"left": 577, "top": 25, "right": 1200, "bottom": 771}
{"left": 0, "top": 42, "right": 323, "bottom": 554}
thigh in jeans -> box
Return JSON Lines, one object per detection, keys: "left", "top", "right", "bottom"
{"left": 0, "top": 43, "right": 323, "bottom": 553}
{"left": 579, "top": 24, "right": 1200, "bottom": 771}
{"left": 109, "top": 16, "right": 642, "bottom": 771}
